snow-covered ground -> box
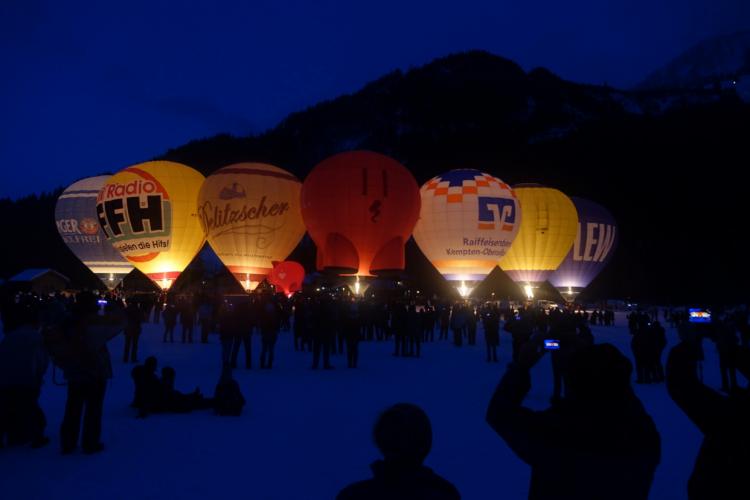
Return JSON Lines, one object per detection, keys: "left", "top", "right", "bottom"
{"left": 1, "top": 314, "right": 743, "bottom": 499}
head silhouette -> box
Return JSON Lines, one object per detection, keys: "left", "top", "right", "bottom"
{"left": 566, "top": 343, "right": 632, "bottom": 402}
{"left": 373, "top": 403, "right": 432, "bottom": 467}
{"left": 144, "top": 356, "right": 157, "bottom": 372}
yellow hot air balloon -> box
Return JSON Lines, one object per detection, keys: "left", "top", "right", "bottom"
{"left": 498, "top": 184, "right": 578, "bottom": 298}
{"left": 198, "top": 163, "right": 306, "bottom": 291}
{"left": 96, "top": 161, "right": 206, "bottom": 290}
{"left": 412, "top": 169, "right": 521, "bottom": 297}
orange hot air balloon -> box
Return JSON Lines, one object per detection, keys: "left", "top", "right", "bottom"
{"left": 301, "top": 151, "right": 420, "bottom": 276}
{"left": 268, "top": 261, "right": 305, "bottom": 296}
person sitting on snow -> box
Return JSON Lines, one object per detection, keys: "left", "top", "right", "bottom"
{"left": 158, "top": 366, "right": 213, "bottom": 413}
{"left": 213, "top": 366, "right": 245, "bottom": 416}
{"left": 336, "top": 403, "right": 460, "bottom": 500}
{"left": 130, "top": 356, "right": 161, "bottom": 417}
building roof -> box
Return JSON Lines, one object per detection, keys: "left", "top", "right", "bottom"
{"left": 10, "top": 268, "right": 70, "bottom": 283}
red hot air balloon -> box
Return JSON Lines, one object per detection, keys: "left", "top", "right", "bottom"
{"left": 301, "top": 151, "right": 421, "bottom": 276}
{"left": 268, "top": 261, "right": 305, "bottom": 296}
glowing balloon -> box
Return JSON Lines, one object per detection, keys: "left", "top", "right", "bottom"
{"left": 198, "top": 163, "right": 306, "bottom": 291}
{"left": 549, "top": 197, "right": 617, "bottom": 300}
{"left": 268, "top": 261, "right": 306, "bottom": 296}
{"left": 301, "top": 151, "right": 420, "bottom": 276}
{"left": 498, "top": 184, "right": 578, "bottom": 293}
{"left": 55, "top": 176, "right": 134, "bottom": 289}
{"left": 413, "top": 169, "right": 521, "bottom": 297}
{"left": 96, "top": 161, "right": 205, "bottom": 290}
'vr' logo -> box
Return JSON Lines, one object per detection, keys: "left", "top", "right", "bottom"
{"left": 477, "top": 197, "right": 516, "bottom": 231}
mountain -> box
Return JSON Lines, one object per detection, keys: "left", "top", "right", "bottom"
{"left": 639, "top": 30, "right": 750, "bottom": 91}
{"left": 2, "top": 50, "right": 749, "bottom": 304}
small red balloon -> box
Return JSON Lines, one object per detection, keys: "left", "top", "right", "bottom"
{"left": 301, "top": 151, "right": 420, "bottom": 276}
{"left": 268, "top": 261, "right": 305, "bottom": 296}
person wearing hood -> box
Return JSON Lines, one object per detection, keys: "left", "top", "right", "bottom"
{"left": 336, "top": 403, "right": 460, "bottom": 500}
{"left": 486, "top": 340, "right": 661, "bottom": 499}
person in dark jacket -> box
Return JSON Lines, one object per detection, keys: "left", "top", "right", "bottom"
{"left": 482, "top": 305, "right": 500, "bottom": 362}
{"left": 666, "top": 337, "right": 750, "bottom": 499}
{"left": 60, "top": 292, "right": 122, "bottom": 455}
{"left": 343, "top": 301, "right": 361, "bottom": 368}
{"left": 130, "top": 356, "right": 161, "bottom": 417}
{"left": 180, "top": 300, "right": 195, "bottom": 344}
{"left": 486, "top": 340, "right": 660, "bottom": 500}
{"left": 336, "top": 403, "right": 460, "bottom": 500}
{"left": 159, "top": 366, "right": 213, "bottom": 413}
{"left": 230, "top": 300, "right": 253, "bottom": 369}
{"left": 259, "top": 297, "right": 281, "bottom": 369}
{"left": 123, "top": 300, "right": 144, "bottom": 363}
{"left": 162, "top": 303, "right": 177, "bottom": 343}
{"left": 0, "top": 301, "right": 49, "bottom": 448}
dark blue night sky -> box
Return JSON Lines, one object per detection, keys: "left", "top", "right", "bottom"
{"left": 2, "top": 0, "right": 749, "bottom": 198}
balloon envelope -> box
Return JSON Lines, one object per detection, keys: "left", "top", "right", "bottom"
{"left": 301, "top": 151, "right": 420, "bottom": 276}
{"left": 55, "top": 176, "right": 133, "bottom": 289}
{"left": 499, "top": 184, "right": 578, "bottom": 284}
{"left": 198, "top": 163, "right": 305, "bottom": 291}
{"left": 268, "top": 261, "right": 306, "bottom": 296}
{"left": 96, "top": 161, "right": 205, "bottom": 289}
{"left": 413, "top": 169, "right": 521, "bottom": 296}
{"left": 548, "top": 197, "right": 617, "bottom": 296}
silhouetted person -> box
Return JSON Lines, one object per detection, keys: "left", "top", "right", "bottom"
{"left": 153, "top": 293, "right": 164, "bottom": 323}
{"left": 163, "top": 303, "right": 177, "bottom": 343}
{"left": 198, "top": 301, "right": 213, "bottom": 344}
{"left": 713, "top": 318, "right": 739, "bottom": 393}
{"left": 159, "top": 366, "right": 212, "bottom": 413}
{"left": 218, "top": 302, "right": 241, "bottom": 369}
{"left": 213, "top": 366, "right": 246, "bottom": 416}
{"left": 60, "top": 292, "right": 122, "bottom": 455}
{"left": 505, "top": 313, "right": 532, "bottom": 362}
{"left": 466, "top": 306, "right": 477, "bottom": 345}
{"left": 312, "top": 298, "right": 334, "bottom": 369}
{"left": 123, "top": 300, "right": 144, "bottom": 363}
{"left": 336, "top": 403, "right": 460, "bottom": 500}
{"left": 486, "top": 341, "right": 660, "bottom": 499}
{"left": 667, "top": 335, "right": 750, "bottom": 499}
{"left": 647, "top": 320, "right": 667, "bottom": 383}
{"left": 482, "top": 306, "right": 500, "bottom": 362}
{"left": 130, "top": 356, "right": 161, "bottom": 417}
{"left": 407, "top": 305, "right": 421, "bottom": 357}
{"left": 450, "top": 304, "right": 466, "bottom": 347}
{"left": 343, "top": 301, "right": 361, "bottom": 368}
{"left": 230, "top": 301, "right": 253, "bottom": 369}
{"left": 438, "top": 305, "right": 450, "bottom": 341}
{"left": 180, "top": 300, "right": 195, "bottom": 343}
{"left": 0, "top": 301, "right": 49, "bottom": 448}
{"left": 259, "top": 297, "right": 281, "bottom": 369}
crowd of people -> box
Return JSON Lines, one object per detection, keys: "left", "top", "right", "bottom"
{"left": 1, "top": 288, "right": 749, "bottom": 499}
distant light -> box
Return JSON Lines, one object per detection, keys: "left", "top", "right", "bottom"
{"left": 524, "top": 284, "right": 534, "bottom": 300}
{"left": 458, "top": 281, "right": 469, "bottom": 297}
{"left": 108, "top": 273, "right": 114, "bottom": 282}
{"left": 354, "top": 276, "right": 361, "bottom": 295}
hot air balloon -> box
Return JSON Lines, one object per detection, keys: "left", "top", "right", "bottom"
{"left": 548, "top": 197, "right": 617, "bottom": 301}
{"left": 268, "top": 261, "right": 306, "bottom": 296}
{"left": 301, "top": 151, "right": 420, "bottom": 276}
{"left": 96, "top": 161, "right": 205, "bottom": 290}
{"left": 498, "top": 184, "right": 578, "bottom": 299}
{"left": 55, "top": 176, "right": 134, "bottom": 289}
{"left": 198, "top": 163, "right": 306, "bottom": 291}
{"left": 412, "top": 169, "right": 521, "bottom": 297}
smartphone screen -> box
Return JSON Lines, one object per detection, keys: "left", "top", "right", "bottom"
{"left": 544, "top": 339, "right": 560, "bottom": 350}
